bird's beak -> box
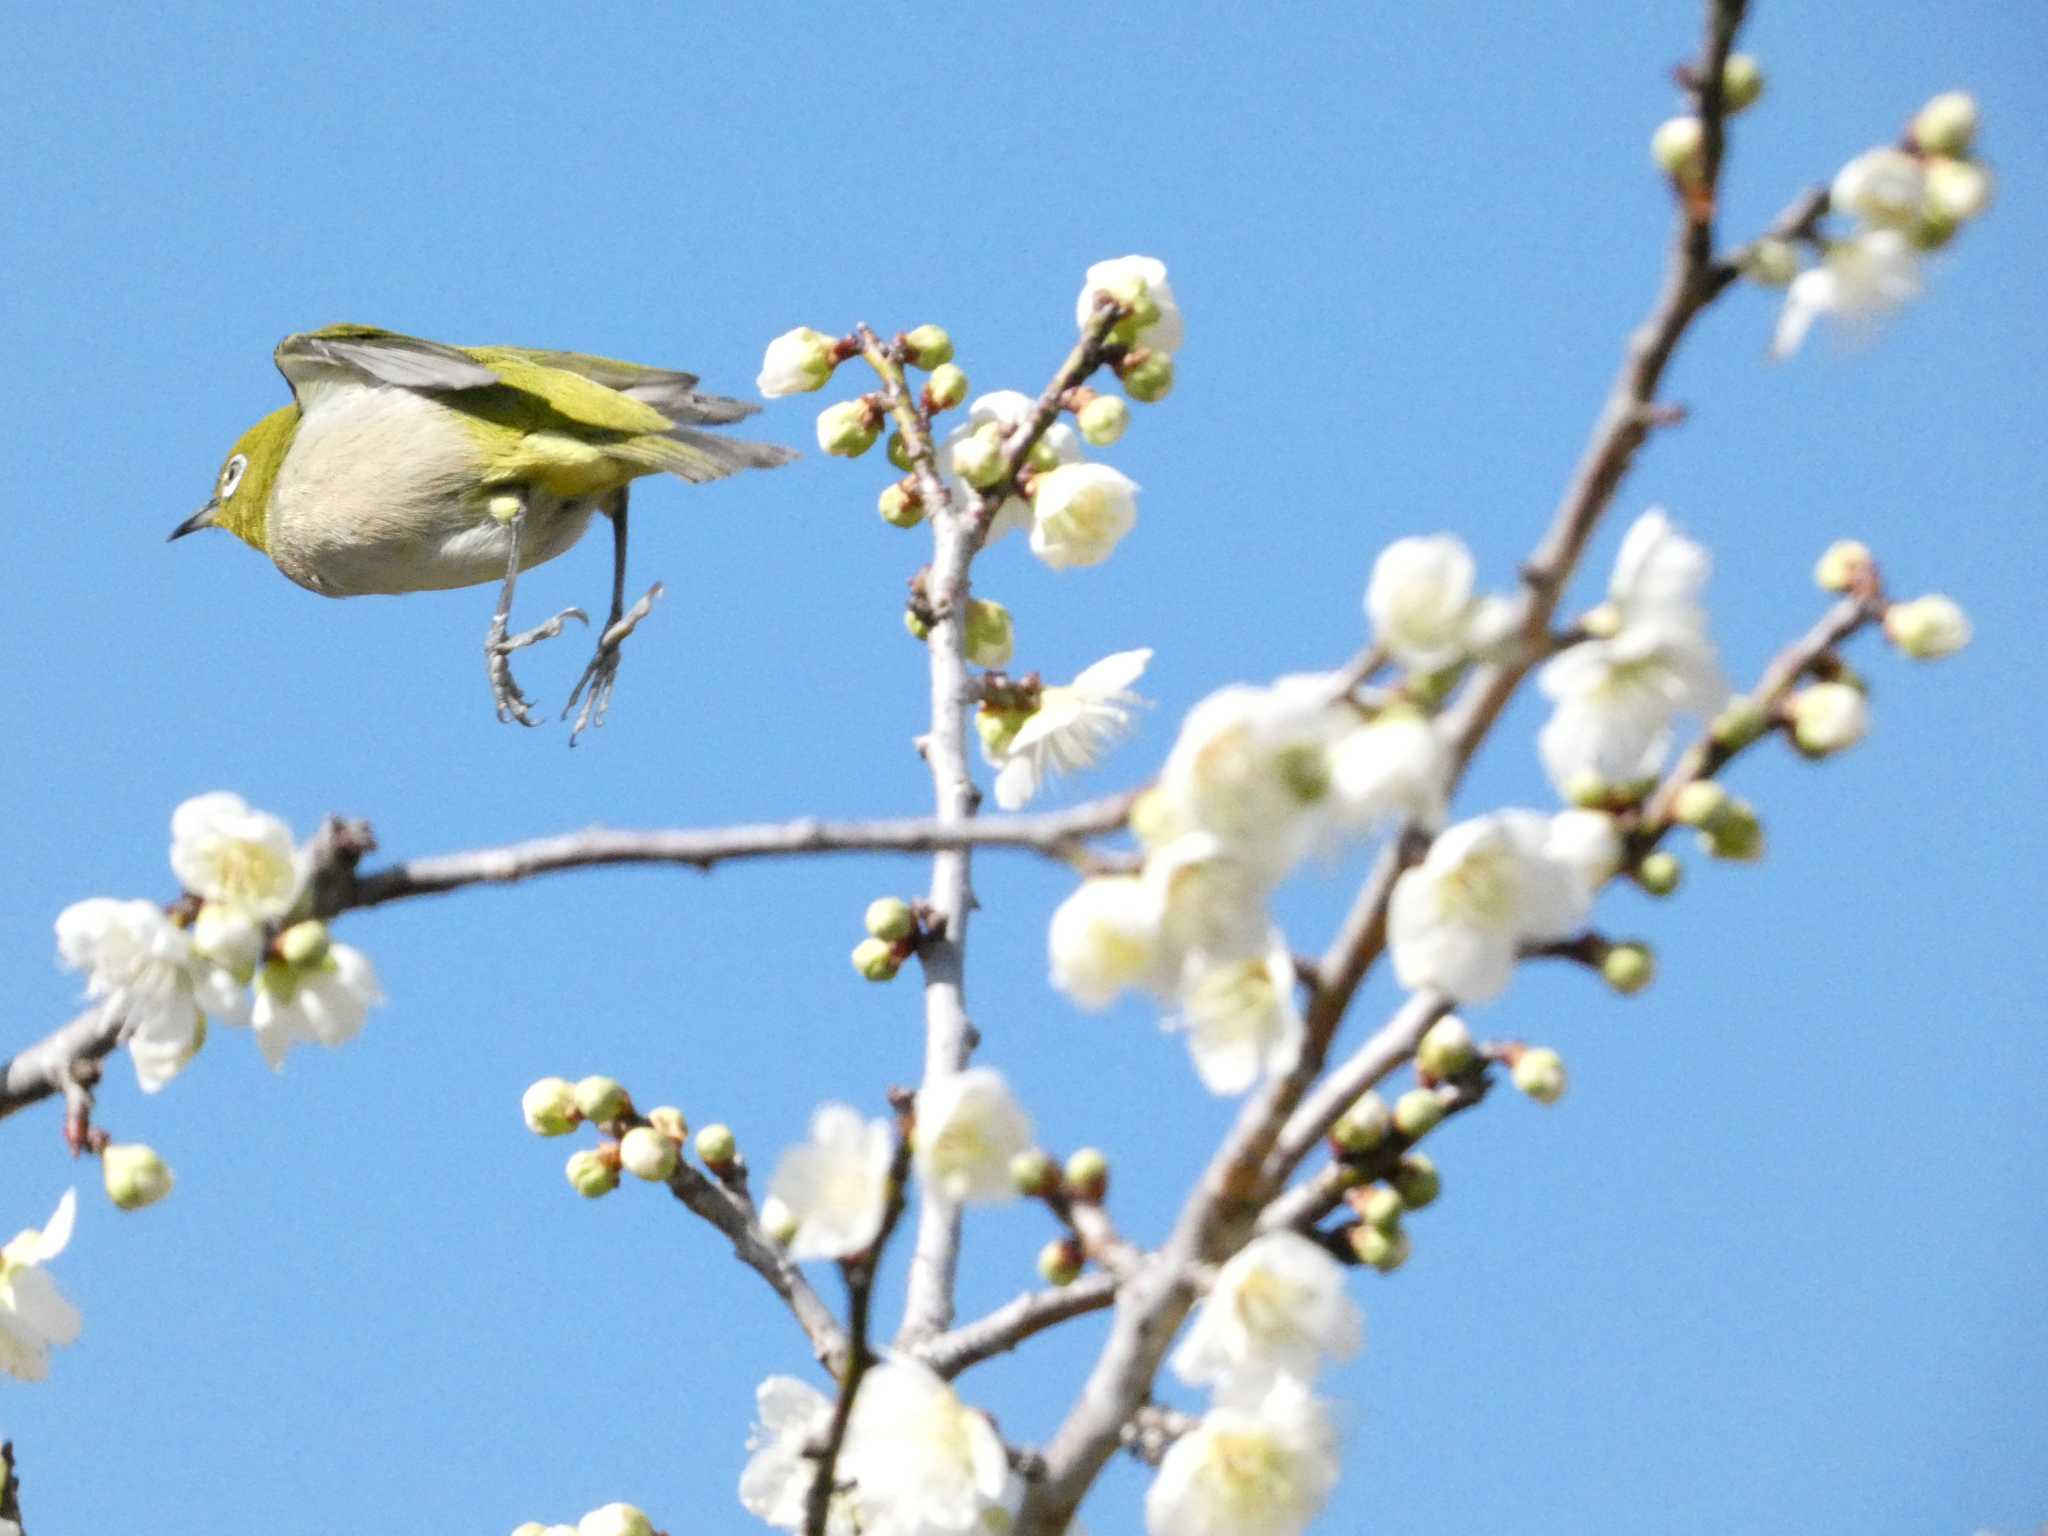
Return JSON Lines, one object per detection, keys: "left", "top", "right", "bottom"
{"left": 168, "top": 501, "right": 219, "bottom": 542}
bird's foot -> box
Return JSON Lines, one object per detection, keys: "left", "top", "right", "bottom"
{"left": 485, "top": 607, "right": 588, "bottom": 726}
{"left": 563, "top": 583, "right": 664, "bottom": 744}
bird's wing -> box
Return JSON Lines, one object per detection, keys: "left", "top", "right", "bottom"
{"left": 480, "top": 346, "right": 762, "bottom": 427}
{"left": 274, "top": 325, "right": 501, "bottom": 400}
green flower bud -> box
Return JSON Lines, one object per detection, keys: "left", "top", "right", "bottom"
{"left": 851, "top": 936, "right": 903, "bottom": 982}
{"left": 102, "top": 1142, "right": 174, "bottom": 1211}
{"left": 1564, "top": 772, "right": 1612, "bottom": 811}
{"left": 1331, "top": 1091, "right": 1392, "bottom": 1154}
{"left": 1910, "top": 208, "right": 1961, "bottom": 252}
{"left": 1911, "top": 90, "right": 1978, "bottom": 158}
{"left": 574, "top": 1075, "right": 630, "bottom": 1124}
{"left": 1672, "top": 779, "right": 1731, "bottom": 831}
{"left": 1009, "top": 1148, "right": 1058, "bottom": 1198}
{"left": 1026, "top": 435, "right": 1063, "bottom": 473}
{"left": 1601, "top": 941, "right": 1655, "bottom": 995}
{"left": 618, "top": 1126, "right": 679, "bottom": 1182}
{"left": 1709, "top": 698, "right": 1768, "bottom": 751}
{"left": 1813, "top": 538, "right": 1874, "bottom": 593}
{"left": 1356, "top": 1184, "right": 1405, "bottom": 1230}
{"left": 1350, "top": 1221, "right": 1412, "bottom": 1274}
{"left": 964, "top": 598, "right": 1015, "bottom": 668}
{"left": 1700, "top": 799, "right": 1765, "bottom": 862}
{"left": 1512, "top": 1047, "right": 1567, "bottom": 1104}
{"left": 864, "top": 897, "right": 917, "bottom": 943}
{"left": 976, "top": 704, "right": 1030, "bottom": 760}
{"left": 577, "top": 1502, "right": 656, "bottom": 1536}
{"left": 1741, "top": 237, "right": 1800, "bottom": 288}
{"left": 926, "top": 363, "right": 970, "bottom": 411}
{"left": 1788, "top": 682, "right": 1870, "bottom": 759}
{"left": 902, "top": 324, "right": 954, "bottom": 370}
{"left": 521, "top": 1076, "right": 582, "bottom": 1137}
{"left": 1076, "top": 394, "right": 1129, "bottom": 447}
{"left": 953, "top": 423, "right": 1008, "bottom": 488}
{"left": 1635, "top": 851, "right": 1682, "bottom": 897}
{"left": 1392, "top": 1151, "right": 1440, "bottom": 1211}
{"left": 757, "top": 327, "right": 838, "bottom": 397}
{"left": 1416, "top": 1016, "right": 1476, "bottom": 1080}
{"left": 1651, "top": 115, "right": 1707, "bottom": 182}
{"left": 904, "top": 608, "right": 932, "bottom": 642}
{"left": 759, "top": 1196, "right": 797, "bottom": 1245}
{"left": 1119, "top": 350, "right": 1174, "bottom": 404}
{"left": 816, "top": 400, "right": 881, "bottom": 458}
{"left": 1883, "top": 594, "right": 1971, "bottom": 660}
{"left": 1064, "top": 1147, "right": 1110, "bottom": 1202}
{"left": 566, "top": 1147, "right": 619, "bottom": 1198}
{"left": 1924, "top": 156, "right": 1994, "bottom": 223}
{"left": 511, "top": 1524, "right": 551, "bottom": 1536}
{"left": 694, "top": 1123, "right": 737, "bottom": 1169}
{"left": 1038, "top": 1236, "right": 1085, "bottom": 1287}
{"left": 1720, "top": 53, "right": 1764, "bottom": 113}
{"left": 646, "top": 1105, "right": 688, "bottom": 1142}
{"left": 1393, "top": 1088, "right": 1445, "bottom": 1140}
{"left": 276, "top": 919, "right": 331, "bottom": 970}
{"left": 885, "top": 432, "right": 915, "bottom": 472}
{"left": 879, "top": 481, "right": 925, "bottom": 528}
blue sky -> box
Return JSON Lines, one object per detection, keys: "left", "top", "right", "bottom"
{"left": 3, "top": 3, "right": 2043, "bottom": 1533}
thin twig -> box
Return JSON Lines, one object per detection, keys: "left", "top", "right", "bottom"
{"left": 917, "top": 1273, "right": 1121, "bottom": 1379}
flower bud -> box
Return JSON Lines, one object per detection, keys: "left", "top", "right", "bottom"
{"left": 1720, "top": 53, "right": 1764, "bottom": 113}
{"left": 1911, "top": 91, "right": 1979, "bottom": 158}
{"left": 1600, "top": 942, "right": 1655, "bottom": 995}
{"left": 192, "top": 901, "right": 264, "bottom": 981}
{"left": 1010, "top": 1148, "right": 1058, "bottom": 1198}
{"left": 1356, "top": 1184, "right": 1405, "bottom": 1231}
{"left": 566, "top": 1148, "right": 619, "bottom": 1198}
{"left": 885, "top": 432, "right": 915, "bottom": 472}
{"left": 1331, "top": 1091, "right": 1392, "bottom": 1153}
{"left": 1075, "top": 394, "right": 1129, "bottom": 447}
{"left": 511, "top": 1525, "right": 551, "bottom": 1536}
{"left": 1392, "top": 1152, "right": 1440, "bottom": 1211}
{"left": 760, "top": 1195, "right": 797, "bottom": 1245}
{"left": 1708, "top": 698, "right": 1768, "bottom": 751}
{"left": 758, "top": 327, "right": 837, "bottom": 397}
{"left": 1651, "top": 116, "right": 1706, "bottom": 182}
{"left": 1740, "top": 237, "right": 1800, "bottom": 288}
{"left": 816, "top": 400, "right": 881, "bottom": 458}
{"left": 1349, "top": 1222, "right": 1411, "bottom": 1273}
{"left": 1923, "top": 157, "right": 1994, "bottom": 223}
{"left": 619, "top": 1125, "right": 679, "bottom": 1182}
{"left": 102, "top": 1142, "right": 174, "bottom": 1211}
{"left": 646, "top": 1106, "right": 688, "bottom": 1142}
{"left": 1672, "top": 780, "right": 1731, "bottom": 831}
{"left": 1512, "top": 1047, "right": 1567, "bottom": 1104}
{"left": 577, "top": 1502, "right": 656, "bottom": 1536}
{"left": 1883, "top": 594, "right": 1971, "bottom": 660}
{"left": 1788, "top": 681, "right": 1870, "bottom": 758}
{"left": 1910, "top": 208, "right": 1960, "bottom": 252}
{"left": 522, "top": 1076, "right": 581, "bottom": 1137}
{"left": 1038, "top": 1236, "right": 1085, "bottom": 1287}
{"left": 276, "top": 918, "right": 331, "bottom": 970}
{"left": 1635, "top": 851, "right": 1682, "bottom": 897}
{"left": 964, "top": 598, "right": 1015, "bottom": 668}
{"left": 926, "top": 363, "right": 969, "bottom": 411}
{"left": 1128, "top": 786, "right": 1190, "bottom": 851}
{"left": 952, "top": 422, "right": 1008, "bottom": 489}
{"left": 1118, "top": 350, "right": 1174, "bottom": 404}
{"left": 864, "top": 897, "right": 917, "bottom": 944}
{"left": 574, "top": 1075, "right": 630, "bottom": 1124}
{"left": 878, "top": 481, "right": 925, "bottom": 528}
{"left": 1392, "top": 1088, "right": 1445, "bottom": 1140}
{"left": 904, "top": 608, "right": 932, "bottom": 642}
{"left": 1416, "top": 1016, "right": 1475, "bottom": 1080}
{"left": 1064, "top": 1147, "right": 1110, "bottom": 1202}
{"left": 902, "top": 324, "right": 954, "bottom": 370}
{"left": 851, "top": 937, "right": 903, "bottom": 982}
{"left": 1700, "top": 799, "right": 1765, "bottom": 862}
{"left": 695, "top": 1123, "right": 738, "bottom": 1169}
{"left": 1814, "top": 539, "right": 1874, "bottom": 593}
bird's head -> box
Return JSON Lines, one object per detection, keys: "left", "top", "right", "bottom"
{"left": 171, "top": 407, "right": 298, "bottom": 553}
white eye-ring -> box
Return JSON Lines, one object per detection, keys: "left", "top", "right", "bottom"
{"left": 220, "top": 453, "right": 249, "bottom": 501}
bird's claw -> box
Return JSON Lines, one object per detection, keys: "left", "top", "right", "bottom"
{"left": 485, "top": 607, "right": 588, "bottom": 726}
{"left": 563, "top": 583, "right": 663, "bottom": 745}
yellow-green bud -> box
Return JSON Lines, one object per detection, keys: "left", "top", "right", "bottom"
{"left": 1564, "top": 772, "right": 1612, "bottom": 811}
{"left": 1512, "top": 1047, "right": 1567, "bottom": 1105}
{"left": 577, "top": 1502, "right": 656, "bottom": 1536}
{"left": 1924, "top": 156, "right": 1994, "bottom": 223}
{"left": 1910, "top": 209, "right": 1960, "bottom": 252}
{"left": 976, "top": 704, "right": 1030, "bottom": 760}
{"left": 646, "top": 1105, "right": 688, "bottom": 1142}
{"left": 574, "top": 1075, "right": 630, "bottom": 1124}
{"left": 1010, "top": 1147, "right": 1058, "bottom": 1198}
{"left": 1026, "top": 435, "right": 1063, "bottom": 473}
{"left": 816, "top": 400, "right": 881, "bottom": 458}
{"left": 618, "top": 1126, "right": 679, "bottom": 1182}
{"left": 1651, "top": 115, "right": 1707, "bottom": 182}
{"left": 1392, "top": 1151, "right": 1440, "bottom": 1211}
{"left": 1635, "top": 851, "right": 1682, "bottom": 897}
{"left": 902, "top": 324, "right": 954, "bottom": 370}
{"left": 926, "top": 363, "right": 969, "bottom": 411}
{"left": 885, "top": 432, "right": 915, "bottom": 472}
{"left": 1331, "top": 1091, "right": 1392, "bottom": 1153}
{"left": 511, "top": 1525, "right": 551, "bottom": 1536}
{"left": 1601, "top": 941, "right": 1655, "bottom": 995}
{"left": 1672, "top": 780, "right": 1731, "bottom": 831}
{"left": 864, "top": 897, "right": 917, "bottom": 944}
{"left": 1038, "top": 1236, "right": 1085, "bottom": 1287}
{"left": 1119, "top": 350, "right": 1174, "bottom": 404}
{"left": 1911, "top": 91, "right": 1979, "bottom": 158}
{"left": 1789, "top": 681, "right": 1870, "bottom": 758}
{"left": 1720, "top": 53, "right": 1764, "bottom": 113}
{"left": 1814, "top": 538, "right": 1874, "bottom": 593}
{"left": 1128, "top": 786, "right": 1190, "bottom": 851}
{"left": 1883, "top": 595, "right": 1971, "bottom": 660}
{"left": 522, "top": 1077, "right": 582, "bottom": 1136}
{"left": 566, "top": 1148, "right": 618, "bottom": 1198}
{"left": 1416, "top": 1016, "right": 1476, "bottom": 1080}
{"left": 1076, "top": 394, "right": 1129, "bottom": 447}
{"left": 102, "top": 1142, "right": 174, "bottom": 1211}
{"left": 695, "top": 1123, "right": 737, "bottom": 1169}
{"left": 964, "top": 598, "right": 1015, "bottom": 668}
{"left": 1350, "top": 1221, "right": 1411, "bottom": 1273}
{"left": 954, "top": 423, "right": 1008, "bottom": 489}
{"left": 758, "top": 327, "right": 838, "bottom": 396}
{"left": 879, "top": 481, "right": 925, "bottom": 528}
{"left": 1741, "top": 237, "right": 1800, "bottom": 288}
{"left": 851, "top": 936, "right": 902, "bottom": 982}
{"left": 1701, "top": 799, "right": 1765, "bottom": 862}
{"left": 760, "top": 1195, "right": 797, "bottom": 1245}
{"left": 276, "top": 919, "right": 330, "bottom": 971}
{"left": 1064, "top": 1147, "right": 1110, "bottom": 1202}
{"left": 1392, "top": 1088, "right": 1445, "bottom": 1140}
{"left": 904, "top": 608, "right": 932, "bottom": 642}
{"left": 1357, "top": 1184, "right": 1405, "bottom": 1230}
{"left": 1710, "top": 699, "right": 1768, "bottom": 751}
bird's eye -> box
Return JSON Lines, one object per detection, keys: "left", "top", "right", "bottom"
{"left": 220, "top": 454, "right": 249, "bottom": 500}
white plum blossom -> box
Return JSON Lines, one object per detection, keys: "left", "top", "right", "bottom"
{"left": 740, "top": 1375, "right": 855, "bottom": 1535}
{"left": 766, "top": 1104, "right": 896, "bottom": 1261}
{"left": 1884, "top": 594, "right": 1971, "bottom": 659}
{"left": 1154, "top": 678, "right": 1348, "bottom": 868}
{"left": 1388, "top": 810, "right": 1593, "bottom": 1004}
{"left": 914, "top": 1068, "right": 1034, "bottom": 1205}
{"left": 1028, "top": 462, "right": 1139, "bottom": 570}
{"left": 1048, "top": 875, "right": 1166, "bottom": 1010}
{"left": 840, "top": 1356, "right": 1011, "bottom": 1536}
{"left": 1, "top": 1190, "right": 81, "bottom": 1382}
{"left": 576, "top": 1506, "right": 653, "bottom": 1536}
{"left": 1171, "top": 1230, "right": 1363, "bottom": 1399}
{"left": 1171, "top": 939, "right": 1304, "bottom": 1096}
{"left": 248, "top": 942, "right": 383, "bottom": 1070}
{"left": 1545, "top": 809, "right": 1624, "bottom": 895}
{"left": 1327, "top": 712, "right": 1449, "bottom": 831}
{"left": 1146, "top": 833, "right": 1276, "bottom": 970}
{"left": 1076, "top": 255, "right": 1184, "bottom": 354}
{"left": 1772, "top": 229, "right": 1924, "bottom": 360}
{"left": 1607, "top": 508, "right": 1712, "bottom": 633}
{"left": 169, "top": 791, "right": 301, "bottom": 923}
{"left": 984, "top": 649, "right": 1151, "bottom": 811}
{"left": 55, "top": 897, "right": 242, "bottom": 1092}
{"left": 1366, "top": 535, "right": 1504, "bottom": 673}
{"left": 1830, "top": 147, "right": 1927, "bottom": 229}
{"left": 943, "top": 391, "right": 1082, "bottom": 543}
{"left": 756, "top": 327, "right": 837, "bottom": 398}
{"left": 1144, "top": 1377, "right": 1339, "bottom": 1536}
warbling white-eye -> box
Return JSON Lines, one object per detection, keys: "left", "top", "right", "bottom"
{"left": 174, "top": 325, "right": 794, "bottom": 736}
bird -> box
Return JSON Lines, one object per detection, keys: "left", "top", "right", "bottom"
{"left": 174, "top": 324, "right": 795, "bottom": 737}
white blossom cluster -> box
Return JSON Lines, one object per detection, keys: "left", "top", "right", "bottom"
{"left": 1, "top": 1189, "right": 80, "bottom": 1381}
{"left": 509, "top": 1502, "right": 658, "bottom": 1536}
